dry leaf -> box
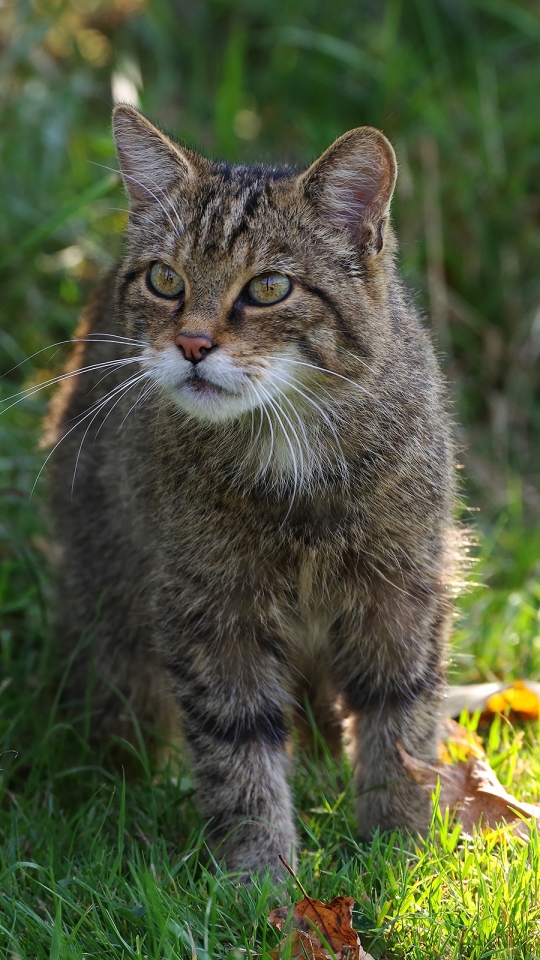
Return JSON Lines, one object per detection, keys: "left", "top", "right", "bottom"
{"left": 445, "top": 680, "right": 540, "bottom": 721}
{"left": 268, "top": 894, "right": 374, "bottom": 960}
{"left": 439, "top": 717, "right": 485, "bottom": 762}
{"left": 398, "top": 742, "right": 540, "bottom": 839}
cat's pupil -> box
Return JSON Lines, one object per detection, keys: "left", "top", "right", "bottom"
{"left": 148, "top": 262, "right": 185, "bottom": 299}
{"left": 247, "top": 272, "right": 291, "bottom": 305}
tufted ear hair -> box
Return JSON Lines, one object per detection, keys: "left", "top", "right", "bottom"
{"left": 300, "top": 127, "right": 397, "bottom": 254}
{"left": 112, "top": 104, "right": 196, "bottom": 210}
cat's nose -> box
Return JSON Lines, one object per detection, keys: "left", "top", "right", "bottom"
{"left": 176, "top": 334, "right": 214, "bottom": 364}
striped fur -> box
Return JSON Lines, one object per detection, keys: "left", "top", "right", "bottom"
{"left": 46, "top": 106, "right": 459, "bottom": 879}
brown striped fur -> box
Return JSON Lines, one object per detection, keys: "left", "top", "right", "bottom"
{"left": 46, "top": 106, "right": 458, "bottom": 879}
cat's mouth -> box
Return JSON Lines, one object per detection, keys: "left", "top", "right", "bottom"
{"left": 185, "top": 371, "right": 235, "bottom": 397}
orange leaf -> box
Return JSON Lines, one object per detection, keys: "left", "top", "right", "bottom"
{"left": 486, "top": 680, "right": 539, "bottom": 721}
{"left": 445, "top": 680, "right": 540, "bottom": 721}
{"left": 268, "top": 894, "right": 373, "bottom": 960}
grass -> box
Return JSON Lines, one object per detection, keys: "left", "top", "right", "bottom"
{"left": 3, "top": 644, "right": 540, "bottom": 957}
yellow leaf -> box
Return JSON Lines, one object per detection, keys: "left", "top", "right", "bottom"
{"left": 486, "top": 680, "right": 539, "bottom": 720}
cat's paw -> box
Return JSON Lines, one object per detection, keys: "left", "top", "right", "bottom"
{"left": 356, "top": 778, "right": 431, "bottom": 839}
{"left": 212, "top": 823, "right": 296, "bottom": 885}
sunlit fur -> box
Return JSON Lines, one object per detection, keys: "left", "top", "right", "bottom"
{"left": 45, "top": 106, "right": 460, "bottom": 880}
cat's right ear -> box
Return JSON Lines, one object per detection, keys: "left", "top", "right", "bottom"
{"left": 300, "top": 127, "right": 397, "bottom": 254}
{"left": 112, "top": 105, "right": 195, "bottom": 209}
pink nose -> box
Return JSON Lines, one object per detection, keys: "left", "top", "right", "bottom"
{"left": 176, "top": 334, "right": 214, "bottom": 363}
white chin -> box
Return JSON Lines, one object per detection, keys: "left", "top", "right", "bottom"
{"left": 173, "top": 380, "right": 253, "bottom": 423}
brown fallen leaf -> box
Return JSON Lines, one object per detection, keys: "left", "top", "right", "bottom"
{"left": 268, "top": 926, "right": 330, "bottom": 960}
{"left": 439, "top": 717, "right": 485, "bottom": 763}
{"left": 269, "top": 859, "right": 374, "bottom": 960}
{"left": 398, "top": 742, "right": 540, "bottom": 839}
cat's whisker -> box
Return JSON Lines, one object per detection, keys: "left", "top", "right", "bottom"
{"left": 266, "top": 356, "right": 399, "bottom": 424}
{"left": 32, "top": 370, "right": 148, "bottom": 498}
{"left": 342, "top": 348, "right": 379, "bottom": 376}
{"left": 248, "top": 387, "right": 265, "bottom": 451}
{"left": 274, "top": 388, "right": 311, "bottom": 472}
{"left": 249, "top": 382, "right": 275, "bottom": 477}
{"left": 1, "top": 336, "right": 146, "bottom": 381}
{"left": 70, "top": 372, "right": 150, "bottom": 495}
{"left": 118, "top": 378, "right": 157, "bottom": 431}
{"left": 62, "top": 370, "right": 145, "bottom": 430}
{"left": 93, "top": 372, "right": 150, "bottom": 440}
{"left": 268, "top": 373, "right": 348, "bottom": 481}
{"left": 0, "top": 357, "right": 143, "bottom": 413}
{"left": 248, "top": 395, "right": 256, "bottom": 448}
{"left": 257, "top": 382, "right": 301, "bottom": 500}
{"left": 106, "top": 207, "right": 170, "bottom": 247}
{"left": 91, "top": 160, "right": 184, "bottom": 239}
{"left": 90, "top": 358, "right": 147, "bottom": 394}
{"left": 82, "top": 333, "right": 148, "bottom": 347}
{"left": 265, "top": 383, "right": 310, "bottom": 486}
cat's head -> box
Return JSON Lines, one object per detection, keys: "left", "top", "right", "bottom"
{"left": 113, "top": 105, "right": 397, "bottom": 427}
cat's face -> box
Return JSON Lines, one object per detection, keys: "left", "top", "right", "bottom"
{"left": 113, "top": 106, "right": 397, "bottom": 426}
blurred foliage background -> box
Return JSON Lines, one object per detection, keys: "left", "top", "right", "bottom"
{"left": 1, "top": 0, "right": 540, "bottom": 682}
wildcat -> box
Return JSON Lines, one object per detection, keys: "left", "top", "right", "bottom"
{"left": 46, "top": 105, "right": 457, "bottom": 879}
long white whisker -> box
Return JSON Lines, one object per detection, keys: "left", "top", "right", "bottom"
{"left": 106, "top": 207, "right": 171, "bottom": 247}
{"left": 90, "top": 361, "right": 141, "bottom": 394}
{"left": 342, "top": 348, "right": 379, "bottom": 376}
{"left": 62, "top": 370, "right": 146, "bottom": 429}
{"left": 249, "top": 391, "right": 264, "bottom": 451}
{"left": 264, "top": 384, "right": 307, "bottom": 486}
{"left": 1, "top": 336, "right": 146, "bottom": 380}
{"left": 248, "top": 392, "right": 256, "bottom": 448}
{"left": 32, "top": 371, "right": 147, "bottom": 498}
{"left": 70, "top": 373, "right": 149, "bottom": 494}
{"left": 93, "top": 373, "right": 149, "bottom": 441}
{"left": 118, "top": 378, "right": 157, "bottom": 431}
{"left": 269, "top": 373, "right": 348, "bottom": 477}
{"left": 83, "top": 333, "right": 147, "bottom": 346}
{"left": 268, "top": 382, "right": 312, "bottom": 460}
{"left": 258, "top": 381, "right": 300, "bottom": 501}
{"left": 0, "top": 358, "right": 142, "bottom": 413}
{"left": 92, "top": 160, "right": 184, "bottom": 239}
{"left": 250, "top": 383, "right": 274, "bottom": 476}
{"left": 266, "top": 356, "right": 398, "bottom": 422}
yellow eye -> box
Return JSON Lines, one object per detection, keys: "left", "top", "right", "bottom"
{"left": 247, "top": 272, "right": 291, "bottom": 305}
{"left": 148, "top": 262, "right": 185, "bottom": 299}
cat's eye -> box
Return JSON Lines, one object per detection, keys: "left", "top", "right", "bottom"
{"left": 147, "top": 262, "right": 185, "bottom": 299}
{"left": 247, "top": 272, "right": 291, "bottom": 305}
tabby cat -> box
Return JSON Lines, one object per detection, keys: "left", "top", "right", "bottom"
{"left": 47, "top": 105, "right": 457, "bottom": 880}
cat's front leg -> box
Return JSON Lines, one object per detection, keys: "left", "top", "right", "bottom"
{"left": 336, "top": 592, "right": 449, "bottom": 837}
{"left": 163, "top": 640, "right": 296, "bottom": 880}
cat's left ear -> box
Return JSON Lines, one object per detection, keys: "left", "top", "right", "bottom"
{"left": 300, "top": 127, "right": 397, "bottom": 254}
{"left": 112, "top": 104, "right": 198, "bottom": 209}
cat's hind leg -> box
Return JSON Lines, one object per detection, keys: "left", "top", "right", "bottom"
{"left": 291, "top": 666, "right": 343, "bottom": 761}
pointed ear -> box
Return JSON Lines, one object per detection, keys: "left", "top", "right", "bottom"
{"left": 300, "top": 127, "right": 397, "bottom": 253}
{"left": 112, "top": 104, "right": 195, "bottom": 209}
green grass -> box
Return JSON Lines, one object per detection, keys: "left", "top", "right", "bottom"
{"left": 3, "top": 645, "right": 540, "bottom": 958}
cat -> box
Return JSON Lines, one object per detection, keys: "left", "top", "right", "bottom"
{"left": 46, "top": 104, "right": 458, "bottom": 880}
